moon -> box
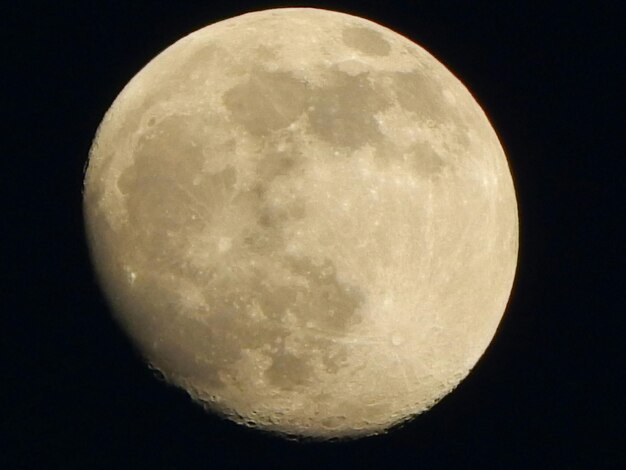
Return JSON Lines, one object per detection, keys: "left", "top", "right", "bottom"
{"left": 83, "top": 8, "right": 518, "bottom": 439}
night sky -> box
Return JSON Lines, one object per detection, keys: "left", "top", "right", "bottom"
{"left": 5, "top": 1, "right": 623, "bottom": 468}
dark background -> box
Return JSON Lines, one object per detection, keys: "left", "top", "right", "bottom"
{"left": 4, "top": 0, "right": 623, "bottom": 468}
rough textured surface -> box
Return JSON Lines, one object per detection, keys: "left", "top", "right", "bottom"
{"left": 83, "top": 8, "right": 518, "bottom": 439}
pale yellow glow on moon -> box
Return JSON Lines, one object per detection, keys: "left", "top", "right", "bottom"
{"left": 83, "top": 8, "right": 518, "bottom": 439}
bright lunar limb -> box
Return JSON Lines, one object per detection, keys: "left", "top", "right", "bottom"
{"left": 84, "top": 8, "right": 518, "bottom": 439}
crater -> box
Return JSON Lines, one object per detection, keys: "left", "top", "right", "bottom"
{"left": 223, "top": 69, "right": 309, "bottom": 135}
{"left": 321, "top": 415, "right": 347, "bottom": 429}
{"left": 342, "top": 26, "right": 391, "bottom": 56}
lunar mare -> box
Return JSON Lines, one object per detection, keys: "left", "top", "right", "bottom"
{"left": 84, "top": 8, "right": 518, "bottom": 439}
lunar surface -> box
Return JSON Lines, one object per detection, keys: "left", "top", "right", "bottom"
{"left": 83, "top": 8, "right": 518, "bottom": 439}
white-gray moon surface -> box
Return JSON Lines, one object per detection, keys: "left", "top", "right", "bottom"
{"left": 83, "top": 8, "right": 518, "bottom": 439}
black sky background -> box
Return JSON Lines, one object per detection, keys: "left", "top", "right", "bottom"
{"left": 4, "top": 1, "right": 624, "bottom": 468}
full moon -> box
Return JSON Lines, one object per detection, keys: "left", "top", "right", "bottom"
{"left": 84, "top": 8, "right": 518, "bottom": 439}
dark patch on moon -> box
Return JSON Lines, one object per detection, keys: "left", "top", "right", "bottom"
{"left": 308, "top": 71, "right": 390, "bottom": 147}
{"left": 373, "top": 139, "right": 447, "bottom": 177}
{"left": 249, "top": 148, "right": 307, "bottom": 235}
{"left": 118, "top": 114, "right": 237, "bottom": 265}
{"left": 255, "top": 150, "right": 299, "bottom": 183}
{"left": 223, "top": 69, "right": 308, "bottom": 135}
{"left": 222, "top": 67, "right": 392, "bottom": 150}
{"left": 409, "top": 141, "right": 446, "bottom": 176}
{"left": 257, "top": 198, "right": 306, "bottom": 228}
{"left": 286, "top": 257, "right": 364, "bottom": 332}
{"left": 185, "top": 44, "right": 220, "bottom": 74}
{"left": 254, "top": 45, "right": 279, "bottom": 61}
{"left": 392, "top": 70, "right": 469, "bottom": 135}
{"left": 342, "top": 26, "right": 391, "bottom": 56}
{"left": 393, "top": 70, "right": 449, "bottom": 122}
{"left": 265, "top": 351, "right": 315, "bottom": 389}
